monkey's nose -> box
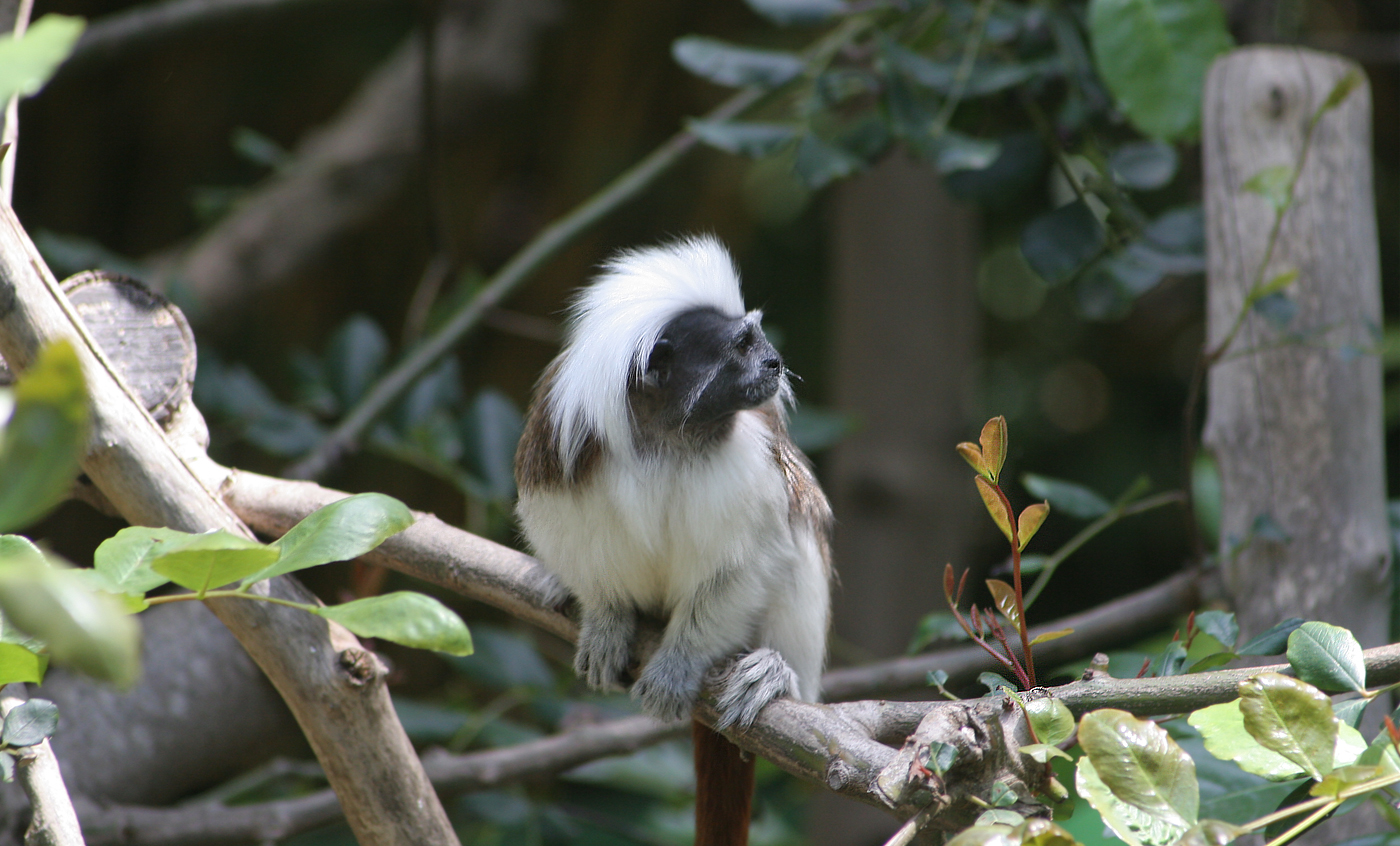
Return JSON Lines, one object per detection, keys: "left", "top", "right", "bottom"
{"left": 762, "top": 357, "right": 781, "bottom": 372}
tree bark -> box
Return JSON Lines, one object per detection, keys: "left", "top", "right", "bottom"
{"left": 0, "top": 206, "right": 460, "bottom": 845}
{"left": 1202, "top": 47, "right": 1387, "bottom": 647}
{"left": 1202, "top": 46, "right": 1387, "bottom": 843}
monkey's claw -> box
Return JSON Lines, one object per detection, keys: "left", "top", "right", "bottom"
{"left": 632, "top": 651, "right": 705, "bottom": 722}
{"left": 711, "top": 648, "right": 797, "bottom": 730}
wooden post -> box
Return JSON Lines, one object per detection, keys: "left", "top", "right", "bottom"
{"left": 1202, "top": 49, "right": 1388, "bottom": 653}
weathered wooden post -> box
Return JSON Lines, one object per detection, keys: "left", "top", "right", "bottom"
{"left": 1202, "top": 49, "right": 1388, "bottom": 655}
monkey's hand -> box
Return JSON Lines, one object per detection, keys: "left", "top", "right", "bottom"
{"left": 575, "top": 604, "right": 636, "bottom": 692}
{"left": 631, "top": 648, "right": 708, "bottom": 722}
{"left": 710, "top": 648, "right": 798, "bottom": 730}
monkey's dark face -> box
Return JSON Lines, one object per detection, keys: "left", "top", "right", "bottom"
{"left": 631, "top": 307, "right": 783, "bottom": 439}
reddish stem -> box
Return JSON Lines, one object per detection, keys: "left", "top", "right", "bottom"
{"left": 991, "top": 482, "right": 1036, "bottom": 686}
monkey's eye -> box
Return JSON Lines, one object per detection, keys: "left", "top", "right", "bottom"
{"left": 647, "top": 339, "right": 674, "bottom": 374}
{"left": 735, "top": 328, "right": 757, "bottom": 355}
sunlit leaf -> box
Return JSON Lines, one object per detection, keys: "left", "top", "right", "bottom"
{"left": 0, "top": 341, "right": 89, "bottom": 533}
{"left": 979, "top": 417, "right": 1007, "bottom": 481}
{"left": 1238, "top": 673, "right": 1338, "bottom": 780}
{"left": 151, "top": 531, "right": 278, "bottom": 592}
{"left": 1024, "top": 696, "right": 1074, "bottom": 746}
{"left": 0, "top": 14, "right": 85, "bottom": 102}
{"left": 985, "top": 578, "right": 1020, "bottom": 629}
{"left": 0, "top": 642, "right": 45, "bottom": 685}
{"left": 1021, "top": 743, "right": 1072, "bottom": 763}
{"left": 0, "top": 556, "right": 139, "bottom": 687}
{"left": 242, "top": 493, "right": 414, "bottom": 585}
{"left": 1076, "top": 754, "right": 1189, "bottom": 846}
{"left": 1078, "top": 709, "right": 1199, "bottom": 828}
{"left": 976, "top": 476, "right": 1014, "bottom": 544}
{"left": 958, "top": 442, "right": 988, "bottom": 478}
{"left": 317, "top": 591, "right": 472, "bottom": 656}
{"left": 92, "top": 526, "right": 187, "bottom": 595}
{"left": 1173, "top": 819, "right": 1243, "bottom": 846}
{"left": 1029, "top": 628, "right": 1073, "bottom": 647}
{"left": 1286, "top": 621, "right": 1365, "bottom": 694}
{"left": 1017, "top": 503, "right": 1049, "bottom": 550}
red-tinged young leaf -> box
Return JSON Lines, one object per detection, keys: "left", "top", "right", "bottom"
{"left": 976, "top": 476, "right": 1013, "bottom": 543}
{"left": 943, "top": 562, "right": 956, "bottom": 602}
{"left": 1029, "top": 628, "right": 1073, "bottom": 647}
{"left": 1017, "top": 502, "right": 1049, "bottom": 550}
{"left": 986, "top": 578, "right": 1020, "bottom": 629}
{"left": 1386, "top": 715, "right": 1400, "bottom": 749}
{"left": 979, "top": 416, "right": 1008, "bottom": 482}
{"left": 957, "top": 442, "right": 987, "bottom": 478}
{"left": 957, "top": 568, "right": 969, "bottom": 602}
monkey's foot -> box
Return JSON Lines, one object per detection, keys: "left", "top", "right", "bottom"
{"left": 632, "top": 651, "right": 705, "bottom": 722}
{"left": 710, "top": 648, "right": 798, "bottom": 730}
{"left": 575, "top": 615, "right": 634, "bottom": 691}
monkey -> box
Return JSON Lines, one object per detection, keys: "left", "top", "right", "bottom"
{"left": 514, "top": 235, "right": 832, "bottom": 845}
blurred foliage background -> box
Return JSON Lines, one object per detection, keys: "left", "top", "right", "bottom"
{"left": 12, "top": 0, "right": 1400, "bottom": 842}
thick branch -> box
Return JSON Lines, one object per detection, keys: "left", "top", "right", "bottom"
{"left": 0, "top": 209, "right": 457, "bottom": 844}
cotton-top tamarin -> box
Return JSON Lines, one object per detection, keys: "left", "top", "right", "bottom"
{"left": 514, "top": 236, "right": 833, "bottom": 845}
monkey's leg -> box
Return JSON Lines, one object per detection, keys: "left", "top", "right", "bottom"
{"left": 575, "top": 601, "right": 637, "bottom": 691}
{"left": 632, "top": 568, "right": 767, "bottom": 722}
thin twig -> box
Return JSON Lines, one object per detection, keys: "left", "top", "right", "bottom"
{"left": 1, "top": 684, "right": 83, "bottom": 846}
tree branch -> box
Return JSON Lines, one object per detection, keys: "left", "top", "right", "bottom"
{"left": 0, "top": 208, "right": 457, "bottom": 844}
{"left": 76, "top": 714, "right": 685, "bottom": 846}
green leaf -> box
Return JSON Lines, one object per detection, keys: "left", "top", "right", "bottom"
{"left": 317, "top": 592, "right": 472, "bottom": 656}
{"left": 927, "top": 740, "right": 958, "bottom": 774}
{"left": 1076, "top": 754, "right": 1190, "bottom": 846}
{"left": 907, "top": 611, "right": 968, "bottom": 653}
{"left": 1020, "top": 743, "right": 1072, "bottom": 763}
{"left": 0, "top": 557, "right": 139, "bottom": 686}
{"left": 0, "top": 15, "right": 85, "bottom": 102}
{"left": 1286, "top": 621, "right": 1365, "bottom": 693}
{"left": 1109, "top": 140, "right": 1179, "bottom": 190}
{"left": 1318, "top": 71, "right": 1361, "bottom": 115}
{"left": 92, "top": 526, "right": 188, "bottom": 594}
{"left": 243, "top": 493, "right": 414, "bottom": 585}
{"left": 1078, "top": 709, "right": 1199, "bottom": 828}
{"left": 672, "top": 36, "right": 804, "bottom": 88}
{"left": 2, "top": 698, "right": 56, "bottom": 747}
{"left": 0, "top": 341, "right": 89, "bottom": 533}
{"left": 460, "top": 390, "right": 523, "bottom": 502}
{"left": 1021, "top": 200, "right": 1106, "bottom": 286}
{"left": 1024, "top": 696, "right": 1074, "bottom": 746}
{"left": 325, "top": 315, "right": 388, "bottom": 408}
{"left": 985, "top": 578, "right": 1020, "bottom": 629}
{"left": 1241, "top": 164, "right": 1294, "bottom": 212}
{"left": 1238, "top": 673, "right": 1338, "bottom": 780}
{"left": 1237, "top": 618, "right": 1305, "bottom": 656}
{"left": 1173, "top": 820, "right": 1244, "bottom": 846}
{"left": 0, "top": 643, "right": 45, "bottom": 685}
{"left": 1021, "top": 473, "right": 1111, "bottom": 519}
{"left": 0, "top": 752, "right": 11, "bottom": 781}
{"left": 1332, "top": 697, "right": 1369, "bottom": 730}
{"left": 1087, "top": 0, "right": 1233, "bottom": 141}
{"left": 1190, "top": 700, "right": 1313, "bottom": 781}
{"left": 151, "top": 531, "right": 278, "bottom": 591}
{"left": 945, "top": 825, "right": 1019, "bottom": 846}
{"left": 1194, "top": 610, "right": 1239, "bottom": 651}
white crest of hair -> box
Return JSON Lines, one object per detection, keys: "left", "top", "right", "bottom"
{"left": 549, "top": 235, "right": 752, "bottom": 468}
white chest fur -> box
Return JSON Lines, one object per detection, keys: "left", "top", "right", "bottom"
{"left": 518, "top": 410, "right": 794, "bottom": 613}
